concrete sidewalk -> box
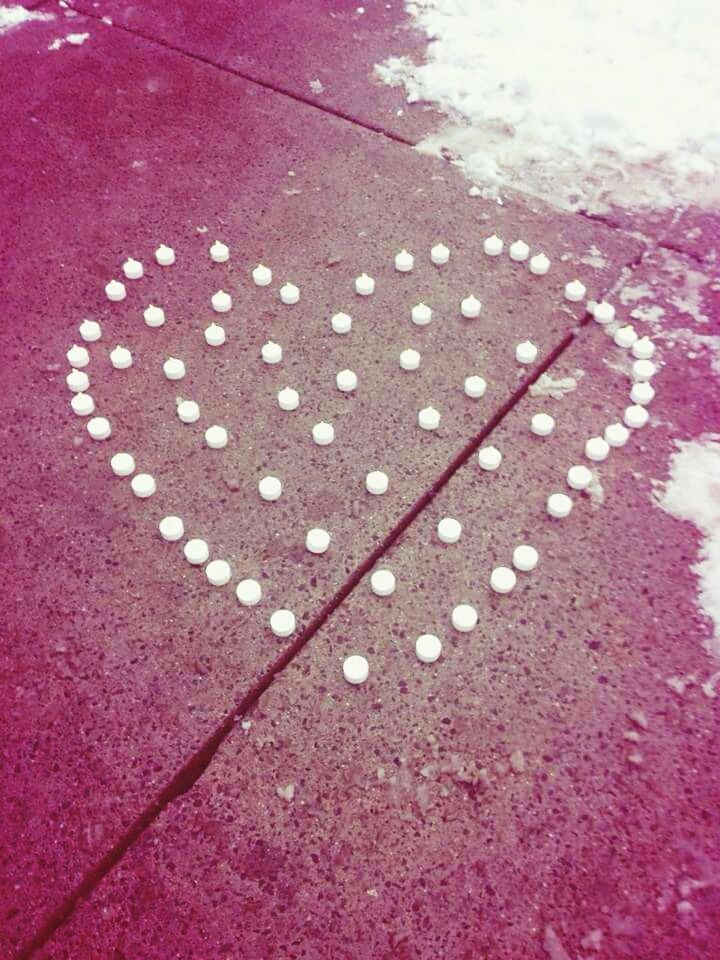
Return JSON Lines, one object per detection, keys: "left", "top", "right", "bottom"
{"left": 2, "top": 2, "right": 718, "bottom": 958}
{"left": 32, "top": 248, "right": 720, "bottom": 960}
{"left": 66, "top": 0, "right": 441, "bottom": 142}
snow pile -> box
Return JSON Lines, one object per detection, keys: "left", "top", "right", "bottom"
{"left": 376, "top": 0, "right": 720, "bottom": 212}
{"left": 0, "top": 5, "right": 53, "bottom": 33}
{"left": 48, "top": 32, "right": 89, "bottom": 50}
{"left": 655, "top": 438, "right": 720, "bottom": 656}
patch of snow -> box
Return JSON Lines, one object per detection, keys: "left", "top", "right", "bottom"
{"left": 543, "top": 925, "right": 572, "bottom": 960}
{"left": 528, "top": 371, "right": 582, "bottom": 399}
{"left": 620, "top": 283, "right": 653, "bottom": 305}
{"left": 667, "top": 674, "right": 688, "bottom": 695}
{"left": 631, "top": 303, "right": 666, "bottom": 327}
{"left": 679, "top": 873, "right": 718, "bottom": 897}
{"left": 602, "top": 356, "right": 633, "bottom": 377}
{"left": 701, "top": 670, "right": 720, "bottom": 698}
{"left": 657, "top": 329, "right": 720, "bottom": 374}
{"left": 580, "top": 929, "right": 604, "bottom": 951}
{"left": 630, "top": 709, "right": 649, "bottom": 730}
{"left": 677, "top": 899, "right": 694, "bottom": 918}
{"left": 649, "top": 415, "right": 675, "bottom": 431}
{"left": 657, "top": 252, "right": 711, "bottom": 324}
{"left": 0, "top": 5, "right": 53, "bottom": 33}
{"left": 586, "top": 471, "right": 605, "bottom": 506}
{"left": 655, "top": 437, "right": 720, "bottom": 656}
{"left": 580, "top": 245, "right": 608, "bottom": 270}
{"left": 48, "top": 31, "right": 89, "bottom": 50}
{"left": 375, "top": 1, "right": 720, "bottom": 212}
{"left": 276, "top": 783, "right": 295, "bottom": 802}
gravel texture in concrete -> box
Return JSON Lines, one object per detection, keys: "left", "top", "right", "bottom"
{"left": 32, "top": 249, "right": 720, "bottom": 958}
{"left": 0, "top": 10, "right": 649, "bottom": 954}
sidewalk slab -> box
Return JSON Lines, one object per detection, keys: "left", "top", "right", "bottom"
{"left": 65, "top": 0, "right": 442, "bottom": 142}
{"left": 0, "top": 11, "right": 645, "bottom": 954}
{"left": 35, "top": 253, "right": 720, "bottom": 958}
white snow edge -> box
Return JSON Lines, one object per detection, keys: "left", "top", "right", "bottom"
{"left": 0, "top": 5, "right": 53, "bottom": 33}
{"left": 654, "top": 436, "right": 720, "bottom": 657}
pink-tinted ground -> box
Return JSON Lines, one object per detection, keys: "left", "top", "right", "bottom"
{"left": 32, "top": 279, "right": 720, "bottom": 960}
{"left": 63, "top": 0, "right": 442, "bottom": 142}
{"left": 1, "top": 2, "right": 719, "bottom": 958}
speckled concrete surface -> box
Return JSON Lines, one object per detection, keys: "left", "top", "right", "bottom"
{"left": 32, "top": 247, "right": 720, "bottom": 957}
{"left": 59, "top": 0, "right": 441, "bottom": 142}
{"left": 0, "top": 10, "right": 651, "bottom": 954}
